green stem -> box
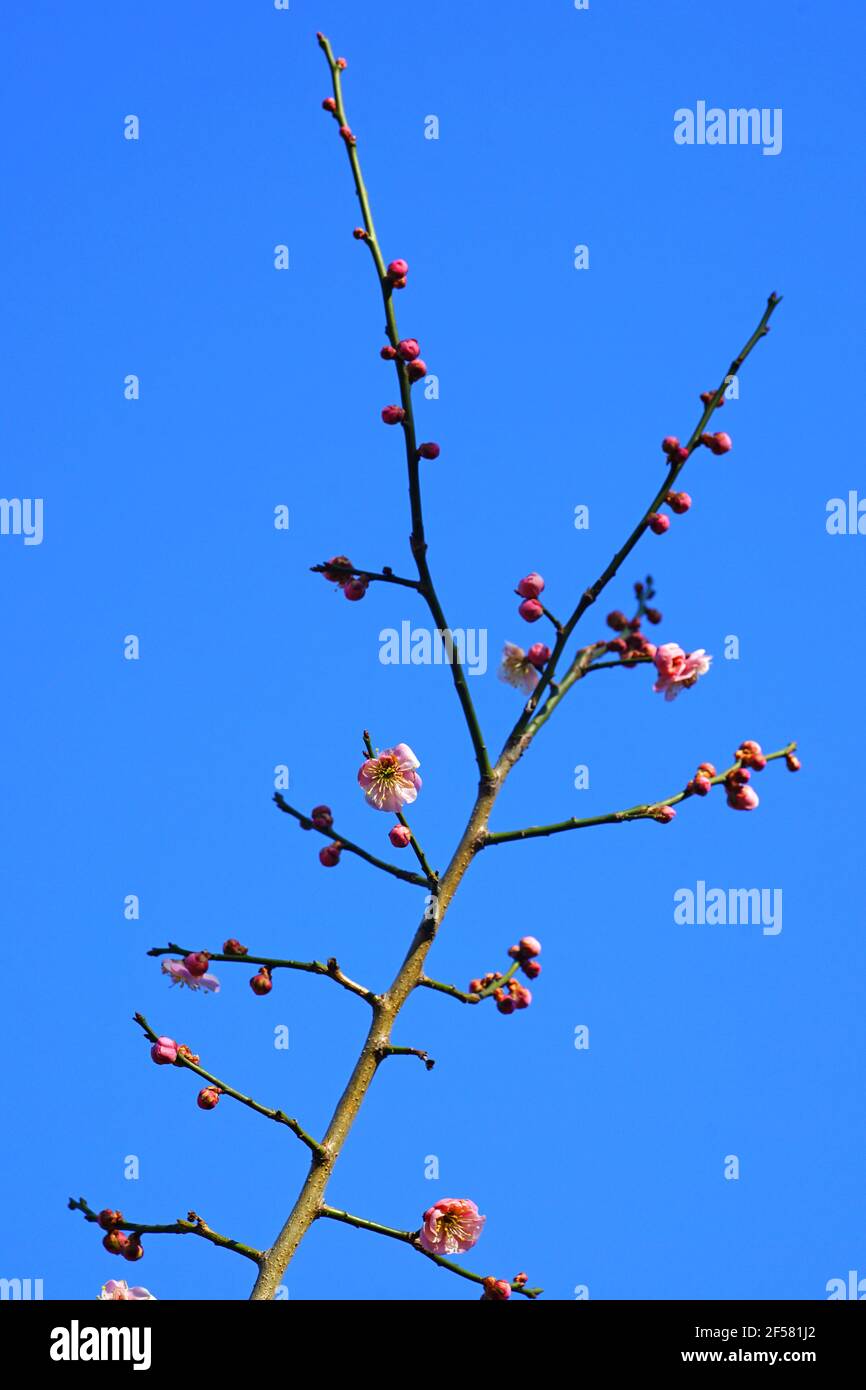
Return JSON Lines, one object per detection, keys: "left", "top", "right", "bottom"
{"left": 484, "top": 743, "right": 798, "bottom": 846}
{"left": 317, "top": 1205, "right": 542, "bottom": 1298}
{"left": 273, "top": 793, "right": 429, "bottom": 888}
{"left": 147, "top": 945, "right": 377, "bottom": 1005}
{"left": 133, "top": 1013, "right": 326, "bottom": 1159}
{"left": 68, "top": 1196, "right": 262, "bottom": 1265}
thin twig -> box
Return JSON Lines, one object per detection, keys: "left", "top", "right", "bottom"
{"left": 133, "top": 1013, "right": 326, "bottom": 1159}
{"left": 273, "top": 793, "right": 430, "bottom": 888}
{"left": 147, "top": 944, "right": 377, "bottom": 1005}
{"left": 68, "top": 1196, "right": 262, "bottom": 1265}
{"left": 317, "top": 1204, "right": 541, "bottom": 1298}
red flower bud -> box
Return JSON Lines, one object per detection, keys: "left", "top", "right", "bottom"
{"left": 353, "top": 227, "right": 367, "bottom": 239}
{"left": 183, "top": 952, "right": 210, "bottom": 978}
{"left": 418, "top": 442, "right": 440, "bottom": 459}
{"left": 380, "top": 345, "right": 397, "bottom": 359}
{"left": 521, "top": 959, "right": 541, "bottom": 980}
{"left": 338, "top": 125, "right": 356, "bottom": 146}
{"left": 122, "top": 1235, "right": 144, "bottom": 1262}
{"left": 335, "top": 57, "right": 347, "bottom": 70}
{"left": 318, "top": 843, "right": 342, "bottom": 868}
{"left": 322, "top": 97, "right": 337, "bottom": 113}
{"left": 223, "top": 938, "right": 248, "bottom": 956}
{"left": 661, "top": 436, "right": 680, "bottom": 454}
{"left": 103, "top": 1230, "right": 129, "bottom": 1255}
{"left": 311, "top": 805, "right": 334, "bottom": 830}
{"left": 481, "top": 1277, "right": 512, "bottom": 1300}
{"left": 387, "top": 259, "right": 409, "bottom": 279}
{"left": 389, "top": 825, "right": 412, "bottom": 849}
{"left": 666, "top": 491, "right": 691, "bottom": 514}
{"left": 648, "top": 513, "right": 670, "bottom": 535}
{"left": 606, "top": 610, "right": 628, "bottom": 630}
{"left": 197, "top": 1086, "right": 221, "bottom": 1111}
{"left": 785, "top": 753, "right": 801, "bottom": 772}
{"left": 322, "top": 555, "right": 352, "bottom": 584}
{"left": 518, "top": 598, "right": 544, "bottom": 622}
{"left": 407, "top": 359, "right": 427, "bottom": 383}
{"left": 250, "top": 966, "right": 273, "bottom": 995}
{"left": 526, "top": 642, "right": 551, "bottom": 669}
{"left": 517, "top": 572, "right": 545, "bottom": 599}
{"left": 397, "top": 338, "right": 421, "bottom": 360}
{"left": 150, "top": 1036, "right": 178, "bottom": 1066}
{"left": 97, "top": 1209, "right": 124, "bottom": 1231}
{"left": 381, "top": 405, "right": 405, "bottom": 425}
{"left": 343, "top": 578, "right": 368, "bottom": 601}
{"left": 519, "top": 935, "right": 542, "bottom": 957}
{"left": 645, "top": 607, "right": 662, "bottom": 624}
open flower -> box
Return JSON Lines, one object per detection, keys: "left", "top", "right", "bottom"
{"left": 97, "top": 1280, "right": 156, "bottom": 1301}
{"left": 418, "top": 1198, "right": 486, "bottom": 1255}
{"left": 161, "top": 960, "right": 220, "bottom": 993}
{"left": 498, "top": 642, "right": 539, "bottom": 694}
{"left": 358, "top": 744, "right": 422, "bottom": 813}
{"left": 652, "top": 643, "right": 711, "bottom": 701}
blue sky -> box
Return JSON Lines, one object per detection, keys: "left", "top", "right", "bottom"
{"left": 1, "top": 0, "right": 864, "bottom": 1301}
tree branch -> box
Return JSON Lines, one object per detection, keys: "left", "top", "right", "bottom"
{"left": 311, "top": 560, "right": 421, "bottom": 591}
{"left": 133, "top": 1013, "right": 326, "bottom": 1159}
{"left": 317, "top": 1204, "right": 541, "bottom": 1298}
{"left": 317, "top": 31, "right": 492, "bottom": 785}
{"left": 273, "top": 793, "right": 431, "bottom": 888}
{"left": 507, "top": 291, "right": 783, "bottom": 744}
{"left": 484, "top": 743, "right": 798, "bottom": 846}
{"left": 147, "top": 944, "right": 377, "bottom": 1006}
{"left": 68, "top": 1196, "right": 262, "bottom": 1265}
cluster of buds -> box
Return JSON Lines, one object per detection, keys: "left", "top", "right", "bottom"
{"left": 301, "top": 804, "right": 333, "bottom": 831}
{"left": 516, "top": 572, "right": 545, "bottom": 623}
{"left": 97, "top": 1210, "right": 144, "bottom": 1263}
{"left": 381, "top": 336, "right": 429, "bottom": 384}
{"left": 386, "top": 257, "right": 408, "bottom": 289}
{"left": 700, "top": 431, "right": 732, "bottom": 455}
{"left": 250, "top": 966, "right": 273, "bottom": 996}
{"left": 321, "top": 555, "right": 368, "bottom": 603}
{"left": 648, "top": 488, "right": 693, "bottom": 536}
{"left": 469, "top": 937, "right": 541, "bottom": 1015}
{"left": 725, "top": 740, "right": 769, "bottom": 811}
{"left": 320, "top": 87, "right": 355, "bottom": 145}
{"left": 222, "top": 938, "right": 247, "bottom": 956}
{"left": 700, "top": 389, "right": 725, "bottom": 408}
{"left": 661, "top": 435, "right": 690, "bottom": 464}
{"left": 605, "top": 597, "right": 657, "bottom": 667}
{"left": 688, "top": 761, "right": 717, "bottom": 796}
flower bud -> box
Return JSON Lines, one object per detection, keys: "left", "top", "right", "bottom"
{"left": 318, "top": 843, "right": 342, "bottom": 868}
{"left": 250, "top": 966, "right": 273, "bottom": 995}
{"left": 387, "top": 259, "right": 409, "bottom": 279}
{"left": 518, "top": 598, "right": 544, "bottom": 622}
{"left": 418, "top": 442, "right": 440, "bottom": 459}
{"left": 322, "top": 555, "right": 352, "bottom": 583}
{"left": 494, "top": 990, "right": 515, "bottom": 1014}
{"left": 645, "top": 607, "right": 662, "bottom": 624}
{"left": 407, "top": 359, "right": 427, "bottom": 383}
{"left": 97, "top": 1209, "right": 124, "bottom": 1231}
{"left": 785, "top": 753, "right": 801, "bottom": 772}
{"left": 397, "top": 338, "right": 421, "bottom": 360}
{"left": 343, "top": 578, "right": 368, "bottom": 601}
{"left": 103, "top": 1230, "right": 129, "bottom": 1255}
{"left": 389, "top": 824, "right": 412, "bottom": 849}
{"left": 322, "top": 98, "right": 336, "bottom": 113}
{"left": 606, "top": 610, "right": 628, "bottom": 630}
{"left": 223, "top": 938, "right": 247, "bottom": 956}
{"left": 517, "top": 572, "right": 545, "bottom": 599}
{"left": 122, "top": 1235, "right": 144, "bottom": 1262}
{"left": 727, "top": 785, "right": 759, "bottom": 811}
{"left": 197, "top": 1086, "right": 221, "bottom": 1111}
{"left": 509, "top": 983, "right": 533, "bottom": 1009}
{"left": 353, "top": 227, "right": 367, "bottom": 240}
{"left": 526, "top": 642, "right": 551, "bottom": 669}
{"left": 521, "top": 959, "right": 541, "bottom": 980}
{"left": 381, "top": 405, "right": 405, "bottom": 425}
{"left": 183, "top": 952, "right": 210, "bottom": 978}
{"left": 661, "top": 436, "right": 680, "bottom": 455}
{"left": 519, "top": 935, "right": 541, "bottom": 957}
{"left": 338, "top": 125, "right": 356, "bottom": 145}
{"left": 666, "top": 491, "right": 691, "bottom": 514}
{"left": 481, "top": 1277, "right": 512, "bottom": 1300}
{"left": 150, "top": 1037, "right": 178, "bottom": 1066}
{"left": 380, "top": 344, "right": 397, "bottom": 359}
{"left": 648, "top": 513, "right": 670, "bottom": 535}
{"left": 311, "top": 805, "right": 334, "bottom": 830}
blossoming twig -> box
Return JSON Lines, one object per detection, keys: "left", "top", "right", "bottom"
{"left": 133, "top": 1013, "right": 326, "bottom": 1159}
{"left": 317, "top": 1205, "right": 542, "bottom": 1298}
{"left": 147, "top": 944, "right": 377, "bottom": 1005}
{"left": 310, "top": 560, "right": 422, "bottom": 591}
{"left": 273, "top": 792, "right": 430, "bottom": 887}
{"left": 317, "top": 31, "right": 492, "bottom": 785}
{"left": 68, "top": 1197, "right": 262, "bottom": 1265}
{"left": 362, "top": 730, "right": 438, "bottom": 884}
{"left": 484, "top": 743, "right": 798, "bottom": 846}
{"left": 508, "top": 291, "right": 783, "bottom": 742}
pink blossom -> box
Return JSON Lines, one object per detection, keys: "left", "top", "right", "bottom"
{"left": 358, "top": 743, "right": 422, "bottom": 813}
{"left": 419, "top": 1198, "right": 486, "bottom": 1255}
{"left": 98, "top": 1280, "right": 155, "bottom": 1301}
{"left": 161, "top": 960, "right": 220, "bottom": 993}
{"left": 498, "top": 642, "right": 539, "bottom": 694}
{"left": 652, "top": 643, "right": 712, "bottom": 701}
